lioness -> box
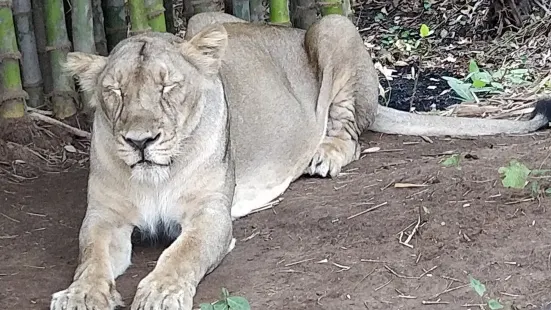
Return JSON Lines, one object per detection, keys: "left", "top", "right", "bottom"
{"left": 51, "top": 12, "right": 550, "bottom": 310}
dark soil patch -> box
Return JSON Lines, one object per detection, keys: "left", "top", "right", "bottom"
{"left": 2, "top": 131, "right": 551, "bottom": 310}
{"left": 378, "top": 65, "right": 461, "bottom": 112}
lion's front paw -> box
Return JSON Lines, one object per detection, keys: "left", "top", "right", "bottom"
{"left": 50, "top": 280, "right": 123, "bottom": 310}
{"left": 306, "top": 142, "right": 348, "bottom": 178}
{"left": 131, "top": 273, "right": 195, "bottom": 310}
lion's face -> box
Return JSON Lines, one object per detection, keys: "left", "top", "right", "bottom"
{"left": 65, "top": 26, "right": 228, "bottom": 183}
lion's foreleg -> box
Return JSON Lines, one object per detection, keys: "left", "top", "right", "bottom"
{"left": 50, "top": 207, "right": 133, "bottom": 310}
{"left": 130, "top": 198, "right": 234, "bottom": 310}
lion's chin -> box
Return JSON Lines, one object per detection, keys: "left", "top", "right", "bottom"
{"left": 129, "top": 164, "right": 171, "bottom": 185}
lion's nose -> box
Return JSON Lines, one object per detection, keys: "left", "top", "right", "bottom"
{"left": 124, "top": 132, "right": 160, "bottom": 151}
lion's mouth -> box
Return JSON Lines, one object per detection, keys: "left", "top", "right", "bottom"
{"left": 130, "top": 159, "right": 171, "bottom": 169}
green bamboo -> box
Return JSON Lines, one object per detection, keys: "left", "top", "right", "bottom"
{"left": 44, "top": 0, "right": 77, "bottom": 119}
{"left": 71, "top": 0, "right": 95, "bottom": 110}
{"left": 128, "top": 0, "right": 151, "bottom": 35}
{"left": 269, "top": 0, "right": 291, "bottom": 26}
{"left": 233, "top": 0, "right": 251, "bottom": 21}
{"left": 145, "top": 0, "right": 166, "bottom": 32}
{"left": 290, "top": 0, "right": 317, "bottom": 29}
{"left": 31, "top": 0, "right": 53, "bottom": 96}
{"left": 0, "top": 0, "right": 27, "bottom": 119}
{"left": 92, "top": 0, "right": 108, "bottom": 55}
{"left": 102, "top": 0, "right": 127, "bottom": 50}
{"left": 13, "top": 0, "right": 44, "bottom": 108}
{"left": 72, "top": 0, "right": 95, "bottom": 53}
{"left": 319, "top": 0, "right": 342, "bottom": 16}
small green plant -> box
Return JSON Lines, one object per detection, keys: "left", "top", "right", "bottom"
{"left": 200, "top": 288, "right": 251, "bottom": 310}
{"left": 440, "top": 153, "right": 461, "bottom": 169}
{"left": 469, "top": 276, "right": 504, "bottom": 310}
{"left": 498, "top": 159, "right": 551, "bottom": 197}
{"left": 442, "top": 59, "right": 532, "bottom": 102}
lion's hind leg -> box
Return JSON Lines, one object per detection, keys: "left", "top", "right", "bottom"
{"left": 304, "top": 15, "right": 379, "bottom": 178}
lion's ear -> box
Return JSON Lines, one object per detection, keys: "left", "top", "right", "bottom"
{"left": 64, "top": 52, "right": 107, "bottom": 93}
{"left": 180, "top": 24, "right": 228, "bottom": 76}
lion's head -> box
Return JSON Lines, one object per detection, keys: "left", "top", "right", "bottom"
{"left": 65, "top": 24, "right": 228, "bottom": 183}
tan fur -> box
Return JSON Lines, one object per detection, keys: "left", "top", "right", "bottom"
{"left": 51, "top": 12, "right": 548, "bottom": 310}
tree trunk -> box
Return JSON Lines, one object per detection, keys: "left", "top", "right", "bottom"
{"left": 31, "top": 0, "right": 52, "bottom": 98}
{"left": 0, "top": 0, "right": 27, "bottom": 119}
{"left": 269, "top": 0, "right": 291, "bottom": 26}
{"left": 92, "top": 0, "right": 108, "bottom": 55}
{"left": 145, "top": 0, "right": 167, "bottom": 32}
{"left": 128, "top": 0, "right": 151, "bottom": 35}
{"left": 13, "top": 0, "right": 44, "bottom": 108}
{"left": 102, "top": 0, "right": 127, "bottom": 50}
{"left": 319, "top": 0, "right": 342, "bottom": 16}
{"left": 290, "top": 0, "right": 317, "bottom": 29}
{"left": 249, "top": 0, "right": 265, "bottom": 22}
{"left": 44, "top": 0, "right": 77, "bottom": 119}
{"left": 233, "top": 0, "right": 250, "bottom": 21}
{"left": 162, "top": 0, "right": 174, "bottom": 33}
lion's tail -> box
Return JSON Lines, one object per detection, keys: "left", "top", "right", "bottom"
{"left": 369, "top": 98, "right": 551, "bottom": 137}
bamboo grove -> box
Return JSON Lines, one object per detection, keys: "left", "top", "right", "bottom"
{"left": 0, "top": 0, "right": 351, "bottom": 120}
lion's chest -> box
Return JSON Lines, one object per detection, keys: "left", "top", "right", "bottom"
{"left": 132, "top": 187, "right": 183, "bottom": 237}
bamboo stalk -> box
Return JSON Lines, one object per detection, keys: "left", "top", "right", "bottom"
{"left": 0, "top": 0, "right": 27, "bottom": 119}
{"left": 72, "top": 0, "right": 95, "bottom": 53}
{"left": 71, "top": 0, "right": 96, "bottom": 111}
{"left": 13, "top": 0, "right": 44, "bottom": 108}
{"left": 162, "top": 0, "right": 174, "bottom": 33}
{"left": 128, "top": 0, "right": 151, "bottom": 35}
{"left": 233, "top": 0, "right": 251, "bottom": 21}
{"left": 269, "top": 0, "right": 291, "bottom": 26}
{"left": 190, "top": 0, "right": 222, "bottom": 14}
{"left": 319, "top": 0, "right": 342, "bottom": 16}
{"left": 31, "top": 0, "right": 52, "bottom": 96}
{"left": 102, "top": 0, "right": 127, "bottom": 50}
{"left": 92, "top": 0, "right": 108, "bottom": 55}
{"left": 145, "top": 0, "right": 167, "bottom": 32}
{"left": 290, "top": 0, "right": 317, "bottom": 29}
{"left": 44, "top": 0, "right": 78, "bottom": 119}
{"left": 249, "top": 0, "right": 265, "bottom": 22}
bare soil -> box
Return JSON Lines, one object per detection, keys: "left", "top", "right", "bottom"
{"left": 2, "top": 129, "right": 551, "bottom": 310}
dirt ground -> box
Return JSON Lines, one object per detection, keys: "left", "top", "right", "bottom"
{"left": 2, "top": 129, "right": 551, "bottom": 310}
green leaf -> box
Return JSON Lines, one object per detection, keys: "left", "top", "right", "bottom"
{"left": 227, "top": 296, "right": 251, "bottom": 310}
{"left": 469, "top": 59, "right": 480, "bottom": 73}
{"left": 488, "top": 299, "right": 504, "bottom": 309}
{"left": 509, "top": 68, "right": 528, "bottom": 75}
{"left": 200, "top": 303, "right": 216, "bottom": 310}
{"left": 441, "top": 154, "right": 461, "bottom": 167}
{"left": 545, "top": 188, "right": 551, "bottom": 196}
{"left": 472, "top": 79, "right": 486, "bottom": 88}
{"left": 498, "top": 160, "right": 531, "bottom": 189}
{"left": 420, "top": 24, "right": 430, "bottom": 37}
{"left": 469, "top": 276, "right": 486, "bottom": 297}
{"left": 213, "top": 302, "right": 229, "bottom": 310}
{"left": 442, "top": 76, "right": 475, "bottom": 101}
